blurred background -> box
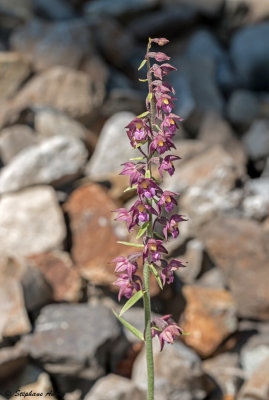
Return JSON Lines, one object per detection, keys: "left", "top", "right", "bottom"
{"left": 0, "top": 0, "right": 269, "bottom": 399}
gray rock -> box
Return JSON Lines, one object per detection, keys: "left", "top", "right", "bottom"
{"left": 86, "top": 112, "right": 139, "bottom": 178}
{"left": 0, "top": 136, "right": 88, "bottom": 194}
{"left": 0, "top": 125, "right": 36, "bottom": 164}
{"left": 32, "top": 0, "right": 75, "bottom": 20}
{"left": 22, "top": 304, "right": 121, "bottom": 380}
{"left": 241, "top": 335, "right": 269, "bottom": 377}
{"left": 0, "top": 186, "right": 66, "bottom": 256}
{"left": 85, "top": 374, "right": 143, "bottom": 400}
{"left": 0, "top": 52, "right": 31, "bottom": 103}
{"left": 177, "top": 239, "right": 204, "bottom": 283}
{"left": 238, "top": 355, "right": 269, "bottom": 400}
{"left": 164, "top": 0, "right": 223, "bottom": 17}
{"left": 243, "top": 120, "right": 269, "bottom": 160}
{"left": 132, "top": 339, "right": 214, "bottom": 400}
{"left": 226, "top": 0, "right": 269, "bottom": 24}
{"left": 0, "top": 0, "right": 32, "bottom": 26}
{"left": 10, "top": 19, "right": 93, "bottom": 72}
{"left": 34, "top": 108, "right": 87, "bottom": 142}
{"left": 226, "top": 90, "right": 259, "bottom": 126}
{"left": 230, "top": 23, "right": 269, "bottom": 90}
{"left": 197, "top": 268, "right": 226, "bottom": 289}
{"left": 84, "top": 0, "right": 158, "bottom": 17}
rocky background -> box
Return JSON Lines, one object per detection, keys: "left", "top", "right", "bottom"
{"left": 0, "top": 0, "right": 269, "bottom": 399}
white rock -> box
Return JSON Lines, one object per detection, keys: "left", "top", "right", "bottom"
{"left": 0, "top": 135, "right": 88, "bottom": 194}
{"left": 0, "top": 186, "right": 66, "bottom": 256}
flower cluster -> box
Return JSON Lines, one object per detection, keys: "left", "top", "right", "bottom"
{"left": 112, "top": 37, "right": 186, "bottom": 351}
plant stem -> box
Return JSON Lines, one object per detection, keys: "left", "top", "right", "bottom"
{"left": 143, "top": 262, "right": 154, "bottom": 400}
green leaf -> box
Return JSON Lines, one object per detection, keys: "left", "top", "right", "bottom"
{"left": 149, "top": 264, "right": 163, "bottom": 290}
{"left": 136, "top": 222, "right": 149, "bottom": 239}
{"left": 123, "top": 185, "right": 137, "bottom": 193}
{"left": 135, "top": 143, "right": 142, "bottom": 148}
{"left": 138, "top": 59, "right": 147, "bottom": 71}
{"left": 148, "top": 92, "right": 153, "bottom": 102}
{"left": 117, "top": 241, "right": 144, "bottom": 248}
{"left": 153, "top": 124, "right": 162, "bottom": 132}
{"left": 136, "top": 111, "right": 149, "bottom": 119}
{"left": 145, "top": 169, "right": 151, "bottom": 179}
{"left": 130, "top": 157, "right": 144, "bottom": 161}
{"left": 139, "top": 78, "right": 148, "bottom": 82}
{"left": 119, "top": 290, "right": 144, "bottom": 317}
{"left": 153, "top": 231, "right": 165, "bottom": 240}
{"left": 112, "top": 310, "right": 144, "bottom": 341}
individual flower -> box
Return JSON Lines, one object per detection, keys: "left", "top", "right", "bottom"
{"left": 156, "top": 94, "right": 176, "bottom": 115}
{"left": 163, "top": 214, "right": 186, "bottom": 239}
{"left": 149, "top": 134, "right": 176, "bottom": 155}
{"left": 126, "top": 118, "right": 151, "bottom": 148}
{"left": 147, "top": 51, "right": 170, "bottom": 62}
{"left": 143, "top": 238, "right": 168, "bottom": 262}
{"left": 151, "top": 63, "right": 176, "bottom": 80}
{"left": 157, "top": 190, "right": 178, "bottom": 213}
{"left": 161, "top": 113, "right": 183, "bottom": 136}
{"left": 152, "top": 80, "right": 175, "bottom": 95}
{"left": 130, "top": 200, "right": 158, "bottom": 223}
{"left": 114, "top": 273, "right": 141, "bottom": 301}
{"left": 158, "top": 155, "right": 181, "bottom": 177}
{"left": 120, "top": 162, "right": 146, "bottom": 186}
{"left": 150, "top": 38, "right": 170, "bottom": 46}
{"left": 137, "top": 178, "right": 162, "bottom": 200}
{"left": 160, "top": 259, "right": 185, "bottom": 285}
{"left": 114, "top": 208, "right": 137, "bottom": 231}
{"left": 151, "top": 314, "right": 183, "bottom": 351}
{"left": 112, "top": 256, "right": 138, "bottom": 280}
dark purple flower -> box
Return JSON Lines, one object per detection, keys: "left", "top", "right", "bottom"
{"left": 156, "top": 94, "right": 176, "bottom": 115}
{"left": 161, "top": 113, "right": 183, "bottom": 136}
{"left": 143, "top": 238, "right": 168, "bottom": 263}
{"left": 151, "top": 63, "right": 176, "bottom": 80}
{"left": 163, "top": 214, "right": 186, "bottom": 239}
{"left": 151, "top": 314, "right": 183, "bottom": 351}
{"left": 158, "top": 155, "right": 181, "bottom": 177}
{"left": 126, "top": 118, "right": 151, "bottom": 148}
{"left": 130, "top": 200, "right": 158, "bottom": 223}
{"left": 149, "top": 134, "right": 176, "bottom": 155}
{"left": 137, "top": 178, "right": 162, "bottom": 200}
{"left": 160, "top": 259, "right": 185, "bottom": 285}
{"left": 157, "top": 191, "right": 178, "bottom": 213}
{"left": 120, "top": 162, "right": 146, "bottom": 186}
{"left": 114, "top": 273, "right": 141, "bottom": 301}
{"left": 152, "top": 80, "right": 175, "bottom": 95}
{"left": 114, "top": 208, "right": 137, "bottom": 232}
{"left": 112, "top": 256, "right": 138, "bottom": 280}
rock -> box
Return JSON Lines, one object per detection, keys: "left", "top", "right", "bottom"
{"left": 64, "top": 184, "right": 138, "bottom": 285}
{"left": 0, "top": 135, "right": 88, "bottom": 194}
{"left": 0, "top": 52, "right": 31, "bottom": 103}
{"left": 181, "top": 285, "right": 237, "bottom": 357}
{"left": 32, "top": 0, "right": 75, "bottom": 20}
{"left": 243, "top": 120, "right": 269, "bottom": 160}
{"left": 197, "top": 268, "right": 226, "bottom": 290}
{"left": 10, "top": 19, "right": 94, "bottom": 71}
{"left": 230, "top": 23, "right": 269, "bottom": 90}
{"left": 22, "top": 304, "right": 121, "bottom": 380}
{"left": 84, "top": 0, "right": 158, "bottom": 17}
{"left": 85, "top": 374, "right": 143, "bottom": 400}
{"left": 0, "top": 125, "right": 36, "bottom": 164}
{"left": 203, "top": 352, "right": 241, "bottom": 398}
{"left": 27, "top": 251, "right": 82, "bottom": 302}
{"left": 177, "top": 239, "right": 204, "bottom": 283}
{"left": 226, "top": 0, "right": 269, "bottom": 24}
{"left": 164, "top": 0, "right": 223, "bottom": 17}
{"left": 132, "top": 339, "right": 214, "bottom": 400}
{"left": 0, "top": 0, "right": 32, "bottom": 26}
{"left": 1, "top": 364, "right": 56, "bottom": 400}
{"left": 0, "top": 341, "right": 28, "bottom": 380}
{"left": 241, "top": 334, "right": 269, "bottom": 376}
{"left": 0, "top": 66, "right": 105, "bottom": 127}
{"left": 238, "top": 355, "right": 269, "bottom": 400}
{"left": 198, "top": 217, "right": 269, "bottom": 320}
{"left": 0, "top": 186, "right": 66, "bottom": 257}
{"left": 85, "top": 112, "right": 138, "bottom": 178}
{"left": 0, "top": 267, "right": 31, "bottom": 340}
{"left": 34, "top": 107, "right": 87, "bottom": 142}
{"left": 226, "top": 90, "right": 259, "bottom": 126}
{"left": 199, "top": 112, "right": 247, "bottom": 173}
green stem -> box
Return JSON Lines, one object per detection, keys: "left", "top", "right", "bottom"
{"left": 143, "top": 262, "right": 154, "bottom": 400}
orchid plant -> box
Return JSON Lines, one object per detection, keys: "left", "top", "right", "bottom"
{"left": 111, "top": 37, "right": 187, "bottom": 400}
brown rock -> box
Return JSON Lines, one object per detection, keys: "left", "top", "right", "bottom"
{"left": 181, "top": 285, "right": 237, "bottom": 357}
{"left": 199, "top": 112, "right": 247, "bottom": 174}
{"left": 0, "top": 341, "right": 28, "bottom": 380}
{"left": 238, "top": 355, "right": 269, "bottom": 400}
{"left": 28, "top": 251, "right": 82, "bottom": 302}
{"left": 64, "top": 184, "right": 139, "bottom": 285}
{"left": 0, "top": 125, "right": 36, "bottom": 164}
{"left": 0, "top": 66, "right": 105, "bottom": 128}
{"left": 0, "top": 52, "right": 31, "bottom": 103}
{"left": 199, "top": 217, "right": 269, "bottom": 320}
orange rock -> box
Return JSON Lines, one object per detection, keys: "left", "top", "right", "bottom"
{"left": 181, "top": 285, "right": 237, "bottom": 357}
